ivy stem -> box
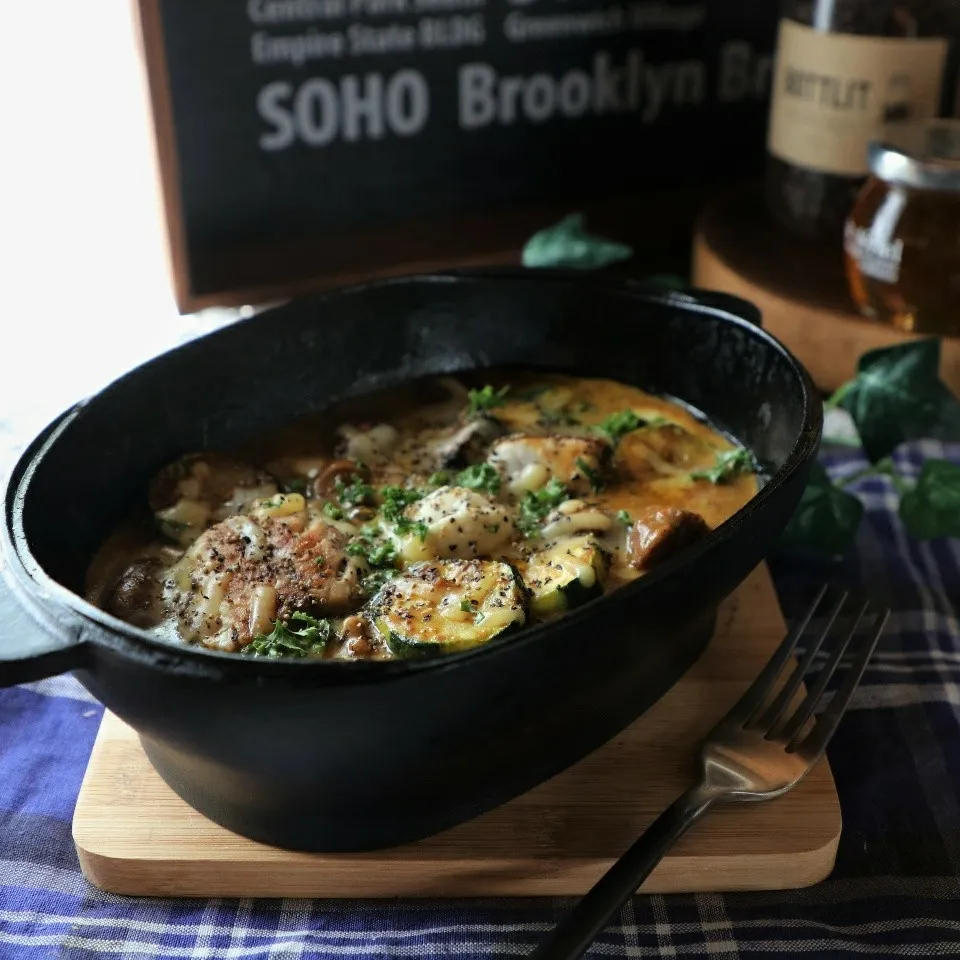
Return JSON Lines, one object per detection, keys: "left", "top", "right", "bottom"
{"left": 837, "top": 466, "right": 880, "bottom": 488}
{"left": 889, "top": 472, "right": 913, "bottom": 496}
{"left": 822, "top": 433, "right": 861, "bottom": 448}
{"left": 824, "top": 381, "right": 854, "bottom": 410}
{"left": 836, "top": 456, "right": 914, "bottom": 495}
{"left": 836, "top": 457, "right": 894, "bottom": 488}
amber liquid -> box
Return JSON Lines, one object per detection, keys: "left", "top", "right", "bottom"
{"left": 844, "top": 177, "right": 960, "bottom": 337}
{"left": 766, "top": 1, "right": 960, "bottom": 242}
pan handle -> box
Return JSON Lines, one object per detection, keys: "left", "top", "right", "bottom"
{"left": 0, "top": 547, "right": 90, "bottom": 687}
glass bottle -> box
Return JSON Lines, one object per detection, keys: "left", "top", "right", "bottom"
{"left": 764, "top": 0, "right": 960, "bottom": 242}
{"left": 845, "top": 118, "right": 960, "bottom": 336}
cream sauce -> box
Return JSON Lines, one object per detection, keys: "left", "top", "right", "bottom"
{"left": 86, "top": 372, "right": 757, "bottom": 660}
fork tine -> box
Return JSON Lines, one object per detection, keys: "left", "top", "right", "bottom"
{"left": 752, "top": 590, "right": 848, "bottom": 732}
{"left": 726, "top": 583, "right": 829, "bottom": 726}
{"left": 774, "top": 597, "right": 870, "bottom": 743}
{"left": 793, "top": 608, "right": 889, "bottom": 756}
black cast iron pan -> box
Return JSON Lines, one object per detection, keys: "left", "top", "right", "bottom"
{"left": 0, "top": 270, "right": 821, "bottom": 852}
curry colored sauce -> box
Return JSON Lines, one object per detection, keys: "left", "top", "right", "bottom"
{"left": 87, "top": 372, "right": 757, "bottom": 660}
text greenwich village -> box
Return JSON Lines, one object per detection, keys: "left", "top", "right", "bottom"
{"left": 256, "top": 44, "right": 770, "bottom": 149}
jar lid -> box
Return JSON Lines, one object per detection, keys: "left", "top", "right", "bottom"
{"left": 868, "top": 119, "right": 960, "bottom": 192}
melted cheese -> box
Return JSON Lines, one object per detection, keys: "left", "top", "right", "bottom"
{"left": 87, "top": 372, "right": 757, "bottom": 658}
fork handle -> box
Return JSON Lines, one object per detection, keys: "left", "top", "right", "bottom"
{"left": 528, "top": 784, "right": 719, "bottom": 960}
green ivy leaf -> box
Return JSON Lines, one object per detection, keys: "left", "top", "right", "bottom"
{"left": 521, "top": 213, "right": 633, "bottom": 270}
{"left": 899, "top": 459, "right": 960, "bottom": 540}
{"left": 779, "top": 463, "right": 864, "bottom": 555}
{"left": 834, "top": 339, "right": 960, "bottom": 463}
{"left": 926, "top": 401, "right": 960, "bottom": 444}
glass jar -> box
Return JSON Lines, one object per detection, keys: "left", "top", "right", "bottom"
{"left": 844, "top": 118, "right": 960, "bottom": 336}
{"left": 764, "top": 0, "right": 960, "bottom": 243}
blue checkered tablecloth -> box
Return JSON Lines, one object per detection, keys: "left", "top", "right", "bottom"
{"left": 2, "top": 425, "right": 959, "bottom": 957}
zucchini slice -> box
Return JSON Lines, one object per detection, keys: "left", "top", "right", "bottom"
{"left": 372, "top": 559, "right": 527, "bottom": 658}
{"left": 524, "top": 535, "right": 608, "bottom": 618}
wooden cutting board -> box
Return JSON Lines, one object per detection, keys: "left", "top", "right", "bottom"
{"left": 72, "top": 565, "right": 841, "bottom": 898}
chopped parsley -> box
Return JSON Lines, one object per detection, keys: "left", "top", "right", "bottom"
{"left": 282, "top": 477, "right": 307, "bottom": 494}
{"left": 334, "top": 474, "right": 374, "bottom": 507}
{"left": 428, "top": 471, "right": 450, "bottom": 487}
{"left": 379, "top": 485, "right": 428, "bottom": 540}
{"left": 407, "top": 520, "right": 430, "bottom": 542}
{"left": 575, "top": 456, "right": 604, "bottom": 493}
{"left": 517, "top": 478, "right": 568, "bottom": 537}
{"left": 242, "top": 612, "right": 333, "bottom": 658}
{"left": 322, "top": 500, "right": 344, "bottom": 521}
{"left": 459, "top": 597, "right": 485, "bottom": 623}
{"left": 380, "top": 485, "right": 424, "bottom": 521}
{"left": 467, "top": 384, "right": 510, "bottom": 418}
{"left": 347, "top": 538, "right": 398, "bottom": 568}
{"left": 617, "top": 509, "right": 633, "bottom": 526}
{"left": 597, "top": 410, "right": 645, "bottom": 443}
{"left": 690, "top": 448, "right": 757, "bottom": 484}
{"left": 347, "top": 491, "right": 421, "bottom": 561}
{"left": 259, "top": 495, "right": 285, "bottom": 509}
{"left": 456, "top": 463, "right": 502, "bottom": 495}
{"left": 362, "top": 568, "right": 398, "bottom": 596}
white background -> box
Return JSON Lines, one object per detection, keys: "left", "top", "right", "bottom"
{"left": 0, "top": 2, "right": 234, "bottom": 461}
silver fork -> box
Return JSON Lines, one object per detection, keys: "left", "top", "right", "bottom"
{"left": 529, "top": 584, "right": 890, "bottom": 960}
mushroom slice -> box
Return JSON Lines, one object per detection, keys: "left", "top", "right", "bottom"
{"left": 488, "top": 434, "right": 610, "bottom": 497}
{"left": 149, "top": 453, "right": 278, "bottom": 545}
{"left": 617, "top": 423, "right": 716, "bottom": 480}
{"left": 335, "top": 423, "right": 399, "bottom": 465}
{"left": 106, "top": 557, "right": 165, "bottom": 628}
{"left": 434, "top": 415, "right": 505, "bottom": 469}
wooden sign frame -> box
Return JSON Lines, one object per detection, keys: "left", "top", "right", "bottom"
{"left": 131, "top": 0, "right": 774, "bottom": 313}
{"left": 133, "top": 0, "right": 618, "bottom": 312}
{"left": 134, "top": 0, "right": 193, "bottom": 310}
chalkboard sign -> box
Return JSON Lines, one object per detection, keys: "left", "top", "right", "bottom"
{"left": 135, "top": 0, "right": 779, "bottom": 311}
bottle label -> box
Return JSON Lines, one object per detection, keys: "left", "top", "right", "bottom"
{"left": 845, "top": 219, "right": 904, "bottom": 284}
{"left": 767, "top": 20, "right": 949, "bottom": 177}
